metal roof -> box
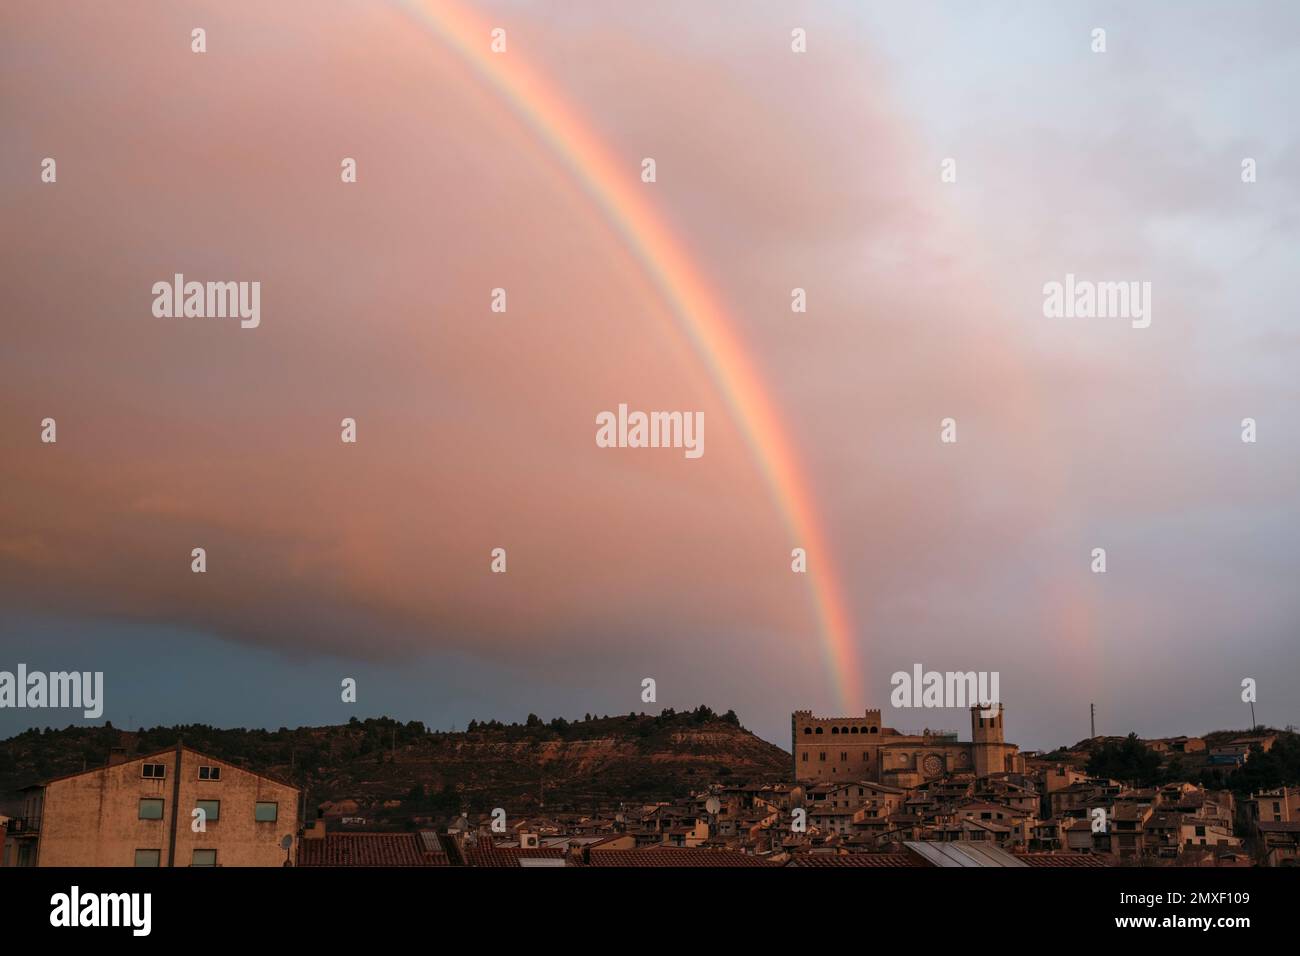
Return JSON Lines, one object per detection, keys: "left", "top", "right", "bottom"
{"left": 904, "top": 841, "right": 1028, "bottom": 867}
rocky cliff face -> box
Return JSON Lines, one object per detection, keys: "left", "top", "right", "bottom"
{"left": 395, "top": 722, "right": 789, "bottom": 808}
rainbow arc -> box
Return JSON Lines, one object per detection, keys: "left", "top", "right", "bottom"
{"left": 396, "top": 0, "right": 865, "bottom": 711}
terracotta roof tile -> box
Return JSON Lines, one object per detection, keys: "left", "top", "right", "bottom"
{"left": 297, "top": 832, "right": 449, "bottom": 867}
{"left": 1017, "top": 852, "right": 1111, "bottom": 868}
{"left": 787, "top": 853, "right": 922, "bottom": 867}
{"left": 463, "top": 846, "right": 567, "bottom": 867}
{"left": 587, "top": 848, "right": 774, "bottom": 867}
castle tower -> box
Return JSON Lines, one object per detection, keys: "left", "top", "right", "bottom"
{"left": 792, "top": 709, "right": 885, "bottom": 783}
{"left": 791, "top": 710, "right": 808, "bottom": 779}
{"left": 970, "top": 703, "right": 1005, "bottom": 777}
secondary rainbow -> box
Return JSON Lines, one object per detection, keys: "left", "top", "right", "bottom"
{"left": 395, "top": 0, "right": 865, "bottom": 712}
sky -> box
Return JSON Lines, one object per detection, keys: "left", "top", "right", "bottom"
{"left": 1, "top": 1, "right": 1297, "bottom": 750}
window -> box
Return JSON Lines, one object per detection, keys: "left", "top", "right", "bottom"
{"left": 818, "top": 752, "right": 826, "bottom": 762}
{"left": 254, "top": 802, "right": 278, "bottom": 822}
{"left": 831, "top": 727, "right": 839, "bottom": 735}
{"left": 815, "top": 727, "right": 823, "bottom": 735}
{"left": 139, "top": 798, "right": 164, "bottom": 820}
{"left": 803, "top": 727, "right": 811, "bottom": 735}
{"left": 134, "top": 849, "right": 161, "bottom": 867}
{"left": 840, "top": 752, "right": 848, "bottom": 762}
{"left": 801, "top": 752, "right": 808, "bottom": 762}
{"left": 142, "top": 763, "right": 166, "bottom": 779}
{"left": 196, "top": 799, "right": 220, "bottom": 823}
{"left": 191, "top": 849, "right": 217, "bottom": 867}
{"left": 198, "top": 765, "right": 221, "bottom": 781}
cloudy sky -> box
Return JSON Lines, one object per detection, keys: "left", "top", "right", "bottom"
{"left": 2, "top": 0, "right": 1297, "bottom": 749}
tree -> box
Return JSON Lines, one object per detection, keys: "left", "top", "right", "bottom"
{"left": 1086, "top": 733, "right": 1161, "bottom": 785}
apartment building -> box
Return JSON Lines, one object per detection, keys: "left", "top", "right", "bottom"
{"left": 1245, "top": 786, "right": 1300, "bottom": 826}
{"left": 3, "top": 744, "right": 298, "bottom": 867}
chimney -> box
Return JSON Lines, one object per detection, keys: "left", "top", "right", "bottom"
{"left": 107, "top": 748, "right": 129, "bottom": 767}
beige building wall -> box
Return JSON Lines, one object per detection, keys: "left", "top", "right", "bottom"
{"left": 1248, "top": 786, "right": 1300, "bottom": 825}
{"left": 1044, "top": 765, "right": 1088, "bottom": 793}
{"left": 793, "top": 707, "right": 1019, "bottom": 784}
{"left": 36, "top": 747, "right": 299, "bottom": 867}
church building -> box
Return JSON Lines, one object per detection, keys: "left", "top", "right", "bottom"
{"left": 792, "top": 705, "right": 1023, "bottom": 786}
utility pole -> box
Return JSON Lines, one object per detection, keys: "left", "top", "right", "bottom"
{"left": 1249, "top": 699, "right": 1257, "bottom": 732}
{"left": 1090, "top": 703, "right": 1096, "bottom": 739}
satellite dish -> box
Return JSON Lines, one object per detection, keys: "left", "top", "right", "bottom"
{"left": 280, "top": 835, "right": 293, "bottom": 850}
{"left": 705, "top": 796, "right": 721, "bottom": 815}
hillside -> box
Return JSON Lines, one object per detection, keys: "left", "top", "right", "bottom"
{"left": 1039, "top": 726, "right": 1300, "bottom": 793}
{"left": 0, "top": 707, "right": 792, "bottom": 821}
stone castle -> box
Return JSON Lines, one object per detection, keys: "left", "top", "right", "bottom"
{"left": 792, "top": 705, "right": 1023, "bottom": 786}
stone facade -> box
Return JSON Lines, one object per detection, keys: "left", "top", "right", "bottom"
{"left": 792, "top": 705, "right": 1021, "bottom": 786}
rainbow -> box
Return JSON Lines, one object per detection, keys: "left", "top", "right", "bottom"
{"left": 394, "top": 0, "right": 865, "bottom": 712}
